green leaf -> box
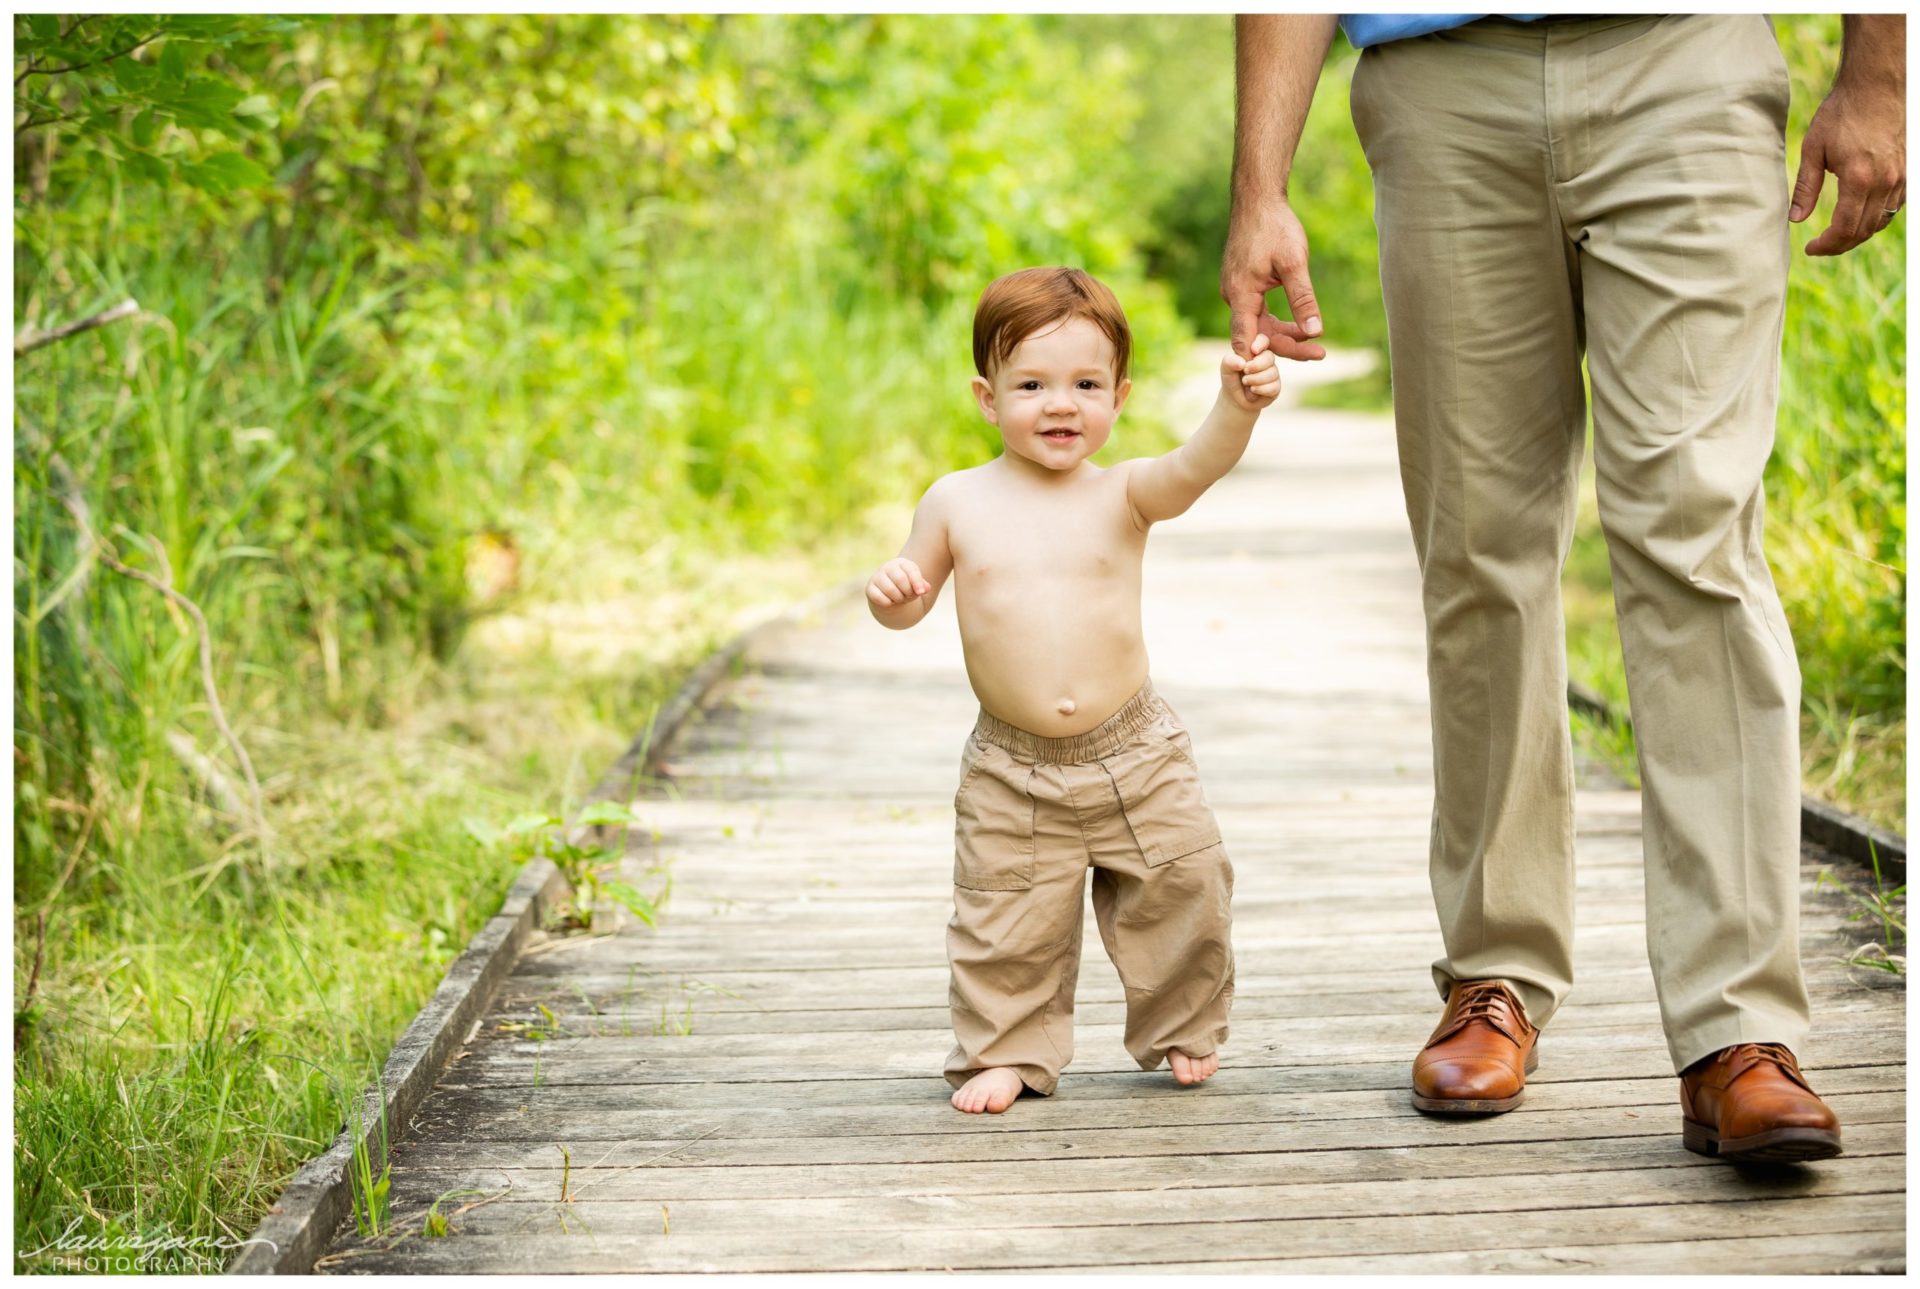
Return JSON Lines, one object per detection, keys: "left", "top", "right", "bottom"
{"left": 109, "top": 58, "right": 158, "bottom": 94}
{"left": 122, "top": 151, "right": 169, "bottom": 185}
{"left": 169, "top": 16, "right": 247, "bottom": 40}
{"left": 462, "top": 817, "right": 501, "bottom": 848}
{"left": 164, "top": 76, "right": 247, "bottom": 130}
{"left": 576, "top": 800, "right": 639, "bottom": 827}
{"left": 182, "top": 151, "right": 272, "bottom": 193}
{"left": 502, "top": 812, "right": 561, "bottom": 837}
{"left": 603, "top": 881, "right": 658, "bottom": 927}
{"left": 158, "top": 36, "right": 187, "bottom": 86}
{"left": 206, "top": 150, "right": 270, "bottom": 186}
{"left": 130, "top": 108, "right": 158, "bottom": 148}
{"left": 27, "top": 15, "right": 58, "bottom": 41}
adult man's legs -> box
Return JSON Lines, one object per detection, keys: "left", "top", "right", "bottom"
{"left": 1560, "top": 14, "right": 1815, "bottom": 1073}
{"left": 1351, "top": 20, "right": 1587, "bottom": 1039}
{"left": 1356, "top": 12, "right": 1834, "bottom": 1150}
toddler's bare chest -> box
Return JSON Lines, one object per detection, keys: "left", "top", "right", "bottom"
{"left": 952, "top": 509, "right": 1143, "bottom": 588}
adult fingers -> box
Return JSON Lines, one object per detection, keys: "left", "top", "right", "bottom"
{"left": 1261, "top": 313, "right": 1327, "bottom": 362}
{"left": 1226, "top": 288, "right": 1269, "bottom": 359}
{"left": 1808, "top": 168, "right": 1874, "bottom": 255}
{"left": 1789, "top": 130, "right": 1828, "bottom": 223}
{"left": 1281, "top": 261, "right": 1324, "bottom": 339}
{"left": 1858, "top": 181, "right": 1906, "bottom": 248}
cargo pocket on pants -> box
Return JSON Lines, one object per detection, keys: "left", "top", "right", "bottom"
{"left": 954, "top": 741, "right": 1036, "bottom": 891}
{"left": 1102, "top": 726, "right": 1221, "bottom": 868}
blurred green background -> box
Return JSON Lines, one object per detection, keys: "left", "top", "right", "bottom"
{"left": 12, "top": 14, "right": 1903, "bottom": 1268}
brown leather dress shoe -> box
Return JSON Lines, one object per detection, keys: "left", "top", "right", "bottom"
{"left": 1411, "top": 979, "right": 1539, "bottom": 1114}
{"left": 1680, "top": 1042, "right": 1843, "bottom": 1164}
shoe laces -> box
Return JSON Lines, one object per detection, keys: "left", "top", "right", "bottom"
{"left": 1435, "top": 980, "right": 1527, "bottom": 1045}
{"left": 1727, "top": 1041, "right": 1814, "bottom": 1093}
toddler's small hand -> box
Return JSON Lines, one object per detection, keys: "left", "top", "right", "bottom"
{"left": 868, "top": 557, "right": 930, "bottom": 608}
{"left": 1221, "top": 331, "right": 1282, "bottom": 412}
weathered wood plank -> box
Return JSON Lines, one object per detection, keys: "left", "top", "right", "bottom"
{"left": 440, "top": 1040, "right": 1906, "bottom": 1098}
{"left": 502, "top": 909, "right": 1875, "bottom": 962}
{"left": 488, "top": 961, "right": 1896, "bottom": 1018}
{"left": 382, "top": 1120, "right": 1907, "bottom": 1205}
{"left": 1034, "top": 1232, "right": 1906, "bottom": 1275}
{"left": 319, "top": 1193, "right": 1904, "bottom": 1273}
{"left": 445, "top": 1021, "right": 1904, "bottom": 1075}
{"left": 359, "top": 1154, "right": 1908, "bottom": 1243}
{"left": 480, "top": 973, "right": 1900, "bottom": 1036}
{"left": 400, "top": 1087, "right": 1904, "bottom": 1149}
{"left": 383, "top": 1091, "right": 1909, "bottom": 1172}
{"left": 444, "top": 1023, "right": 1905, "bottom": 1089}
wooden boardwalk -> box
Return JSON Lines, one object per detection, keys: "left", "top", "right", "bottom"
{"left": 318, "top": 349, "right": 1905, "bottom": 1273}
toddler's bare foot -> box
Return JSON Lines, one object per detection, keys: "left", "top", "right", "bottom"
{"left": 1169, "top": 1049, "right": 1220, "bottom": 1086}
{"left": 952, "top": 1067, "right": 1025, "bottom": 1114}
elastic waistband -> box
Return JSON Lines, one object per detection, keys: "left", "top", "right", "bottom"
{"left": 973, "top": 681, "right": 1164, "bottom": 764}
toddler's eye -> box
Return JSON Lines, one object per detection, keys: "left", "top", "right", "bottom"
{"left": 1018, "top": 381, "right": 1040, "bottom": 391}
{"left": 1078, "top": 380, "right": 1100, "bottom": 390}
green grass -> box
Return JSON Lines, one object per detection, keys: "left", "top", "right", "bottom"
{"left": 1813, "top": 843, "right": 1907, "bottom": 978}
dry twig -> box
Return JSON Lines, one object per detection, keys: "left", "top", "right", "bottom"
{"left": 15, "top": 297, "right": 140, "bottom": 356}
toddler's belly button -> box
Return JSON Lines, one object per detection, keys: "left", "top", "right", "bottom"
{"left": 1056, "top": 697, "right": 1076, "bottom": 716}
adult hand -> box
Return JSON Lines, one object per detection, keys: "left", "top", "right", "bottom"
{"left": 1791, "top": 80, "right": 1906, "bottom": 256}
{"left": 1222, "top": 198, "right": 1329, "bottom": 362}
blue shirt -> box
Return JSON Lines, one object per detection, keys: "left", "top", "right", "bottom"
{"left": 1340, "top": 14, "right": 1546, "bottom": 48}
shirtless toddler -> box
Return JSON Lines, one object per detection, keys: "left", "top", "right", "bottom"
{"left": 868, "top": 266, "right": 1281, "bottom": 1114}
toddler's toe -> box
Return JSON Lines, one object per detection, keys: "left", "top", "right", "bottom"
{"left": 1169, "top": 1050, "right": 1220, "bottom": 1086}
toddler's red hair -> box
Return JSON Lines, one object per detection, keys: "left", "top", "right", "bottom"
{"left": 973, "top": 267, "right": 1131, "bottom": 383}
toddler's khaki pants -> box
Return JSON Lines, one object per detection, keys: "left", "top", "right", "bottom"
{"left": 944, "top": 681, "right": 1234, "bottom": 1096}
{"left": 1351, "top": 14, "right": 1811, "bottom": 1072}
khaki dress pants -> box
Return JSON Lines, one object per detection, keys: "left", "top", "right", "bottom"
{"left": 944, "top": 681, "right": 1235, "bottom": 1095}
{"left": 1350, "top": 14, "right": 1810, "bottom": 1072}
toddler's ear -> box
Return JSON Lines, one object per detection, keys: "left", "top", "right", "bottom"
{"left": 970, "top": 375, "right": 998, "bottom": 424}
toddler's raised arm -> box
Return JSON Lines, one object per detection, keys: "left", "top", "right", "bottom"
{"left": 868, "top": 477, "right": 955, "bottom": 630}
{"left": 1124, "top": 333, "right": 1281, "bottom": 528}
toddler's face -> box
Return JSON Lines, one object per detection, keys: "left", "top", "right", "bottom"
{"left": 972, "top": 316, "right": 1131, "bottom": 472}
